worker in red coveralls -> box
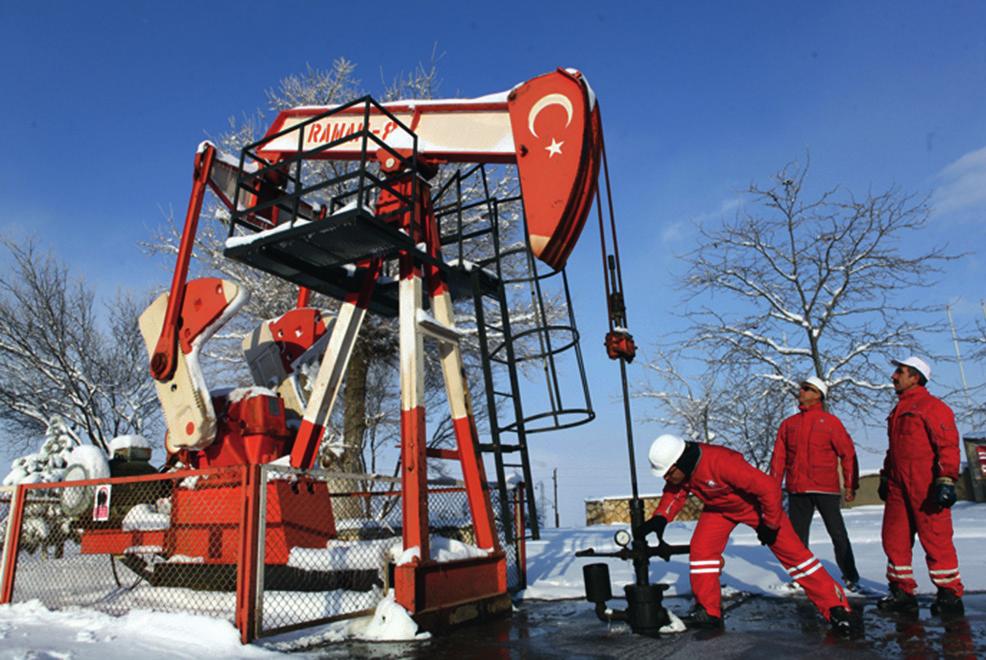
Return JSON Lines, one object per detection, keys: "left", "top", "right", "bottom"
{"left": 636, "top": 434, "right": 855, "bottom": 636}
{"left": 770, "top": 376, "right": 861, "bottom": 592}
{"left": 877, "top": 356, "right": 965, "bottom": 616}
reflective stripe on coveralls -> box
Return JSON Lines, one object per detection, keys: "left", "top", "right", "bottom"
{"left": 882, "top": 385, "right": 964, "bottom": 597}
{"left": 656, "top": 444, "right": 850, "bottom": 620}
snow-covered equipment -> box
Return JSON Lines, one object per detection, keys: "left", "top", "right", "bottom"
{"left": 59, "top": 437, "right": 160, "bottom": 524}
{"left": 29, "top": 67, "right": 650, "bottom": 642}
{"left": 114, "top": 67, "right": 619, "bottom": 635}
{"left": 58, "top": 445, "right": 111, "bottom": 517}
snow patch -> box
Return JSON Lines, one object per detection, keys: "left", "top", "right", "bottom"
{"left": 121, "top": 502, "right": 171, "bottom": 532}
{"left": 393, "top": 545, "right": 421, "bottom": 566}
{"left": 0, "top": 600, "right": 279, "bottom": 658}
{"left": 388, "top": 536, "right": 490, "bottom": 566}
{"left": 359, "top": 591, "right": 431, "bottom": 641}
{"left": 226, "top": 385, "right": 278, "bottom": 403}
{"left": 660, "top": 609, "right": 686, "bottom": 634}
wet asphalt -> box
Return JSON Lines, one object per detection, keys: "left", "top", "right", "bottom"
{"left": 296, "top": 591, "right": 985, "bottom": 659}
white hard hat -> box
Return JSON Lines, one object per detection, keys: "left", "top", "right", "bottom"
{"left": 648, "top": 434, "right": 686, "bottom": 478}
{"left": 801, "top": 376, "right": 828, "bottom": 398}
{"left": 891, "top": 355, "right": 931, "bottom": 382}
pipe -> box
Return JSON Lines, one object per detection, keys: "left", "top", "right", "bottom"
{"left": 594, "top": 602, "right": 628, "bottom": 623}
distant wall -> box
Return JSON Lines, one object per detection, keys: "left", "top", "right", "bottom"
{"left": 850, "top": 468, "right": 975, "bottom": 507}
{"left": 585, "top": 494, "right": 703, "bottom": 526}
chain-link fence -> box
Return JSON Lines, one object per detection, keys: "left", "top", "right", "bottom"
{"left": 255, "top": 466, "right": 527, "bottom": 636}
{"left": 0, "top": 466, "right": 527, "bottom": 641}
{"left": 3, "top": 467, "right": 245, "bottom": 620}
{"left": 256, "top": 467, "right": 394, "bottom": 635}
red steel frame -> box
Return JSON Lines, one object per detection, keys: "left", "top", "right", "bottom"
{"left": 16, "top": 68, "right": 604, "bottom": 639}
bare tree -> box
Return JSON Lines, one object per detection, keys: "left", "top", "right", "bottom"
{"left": 641, "top": 159, "right": 961, "bottom": 463}
{"left": 638, "top": 348, "right": 792, "bottom": 469}
{"left": 956, "top": 317, "right": 986, "bottom": 429}
{"left": 0, "top": 238, "right": 159, "bottom": 454}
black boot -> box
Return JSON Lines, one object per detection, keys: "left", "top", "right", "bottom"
{"left": 930, "top": 587, "right": 964, "bottom": 617}
{"left": 682, "top": 605, "right": 724, "bottom": 630}
{"left": 876, "top": 585, "right": 918, "bottom": 614}
{"left": 828, "top": 606, "right": 855, "bottom": 637}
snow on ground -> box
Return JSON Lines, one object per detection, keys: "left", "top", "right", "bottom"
{"left": 0, "top": 600, "right": 278, "bottom": 659}
{"left": 0, "top": 502, "right": 983, "bottom": 657}
{"left": 521, "top": 502, "right": 986, "bottom": 600}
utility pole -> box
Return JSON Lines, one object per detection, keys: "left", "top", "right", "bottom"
{"left": 538, "top": 481, "right": 546, "bottom": 528}
{"left": 946, "top": 303, "right": 973, "bottom": 404}
{"left": 552, "top": 468, "right": 560, "bottom": 528}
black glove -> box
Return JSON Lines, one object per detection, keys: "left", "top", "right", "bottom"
{"left": 634, "top": 515, "right": 667, "bottom": 541}
{"left": 935, "top": 478, "right": 957, "bottom": 508}
{"left": 878, "top": 473, "right": 889, "bottom": 502}
{"left": 655, "top": 540, "right": 673, "bottom": 562}
{"left": 755, "top": 522, "right": 779, "bottom": 547}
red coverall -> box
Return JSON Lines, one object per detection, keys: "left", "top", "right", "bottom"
{"left": 770, "top": 402, "right": 858, "bottom": 494}
{"left": 654, "top": 445, "right": 850, "bottom": 620}
{"left": 882, "top": 385, "right": 964, "bottom": 596}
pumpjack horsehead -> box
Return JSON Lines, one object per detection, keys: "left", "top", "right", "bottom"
{"left": 123, "top": 68, "right": 622, "bottom": 627}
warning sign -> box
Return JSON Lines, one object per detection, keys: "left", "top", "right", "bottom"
{"left": 92, "top": 484, "right": 112, "bottom": 522}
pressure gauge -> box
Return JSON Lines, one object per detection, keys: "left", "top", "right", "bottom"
{"left": 614, "top": 529, "right": 632, "bottom": 548}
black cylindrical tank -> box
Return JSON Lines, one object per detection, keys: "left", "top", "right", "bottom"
{"left": 582, "top": 563, "right": 613, "bottom": 603}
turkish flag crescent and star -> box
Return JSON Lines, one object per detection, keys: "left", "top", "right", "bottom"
{"left": 508, "top": 69, "right": 599, "bottom": 270}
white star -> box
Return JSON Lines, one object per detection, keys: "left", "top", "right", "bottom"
{"left": 545, "top": 138, "right": 564, "bottom": 158}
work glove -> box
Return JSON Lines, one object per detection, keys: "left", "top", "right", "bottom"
{"left": 755, "top": 521, "right": 779, "bottom": 547}
{"left": 634, "top": 515, "right": 667, "bottom": 542}
{"left": 878, "top": 473, "right": 889, "bottom": 502}
{"left": 934, "top": 478, "right": 957, "bottom": 508}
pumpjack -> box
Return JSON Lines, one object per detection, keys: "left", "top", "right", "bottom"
{"left": 74, "top": 66, "right": 671, "bottom": 630}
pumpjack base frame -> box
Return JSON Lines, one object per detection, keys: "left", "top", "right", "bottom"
{"left": 413, "top": 592, "right": 513, "bottom": 632}
{"left": 391, "top": 553, "right": 510, "bottom": 630}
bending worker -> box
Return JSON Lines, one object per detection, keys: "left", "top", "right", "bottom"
{"left": 770, "top": 376, "right": 860, "bottom": 591}
{"left": 878, "top": 356, "right": 964, "bottom": 616}
{"left": 637, "top": 434, "right": 854, "bottom": 636}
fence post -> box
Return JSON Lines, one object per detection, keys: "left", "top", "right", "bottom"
{"left": 0, "top": 486, "right": 26, "bottom": 604}
{"left": 236, "top": 464, "right": 263, "bottom": 644}
{"left": 253, "top": 465, "right": 269, "bottom": 635}
{"left": 513, "top": 483, "right": 527, "bottom": 590}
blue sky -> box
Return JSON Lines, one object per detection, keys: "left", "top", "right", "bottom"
{"left": 2, "top": 2, "right": 986, "bottom": 525}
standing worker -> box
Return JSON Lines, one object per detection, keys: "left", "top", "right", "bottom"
{"left": 636, "top": 434, "right": 855, "bottom": 636}
{"left": 878, "top": 356, "right": 964, "bottom": 616}
{"left": 770, "top": 376, "right": 861, "bottom": 591}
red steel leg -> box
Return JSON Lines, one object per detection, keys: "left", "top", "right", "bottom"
{"left": 399, "top": 257, "right": 430, "bottom": 572}
{"left": 0, "top": 485, "right": 27, "bottom": 604}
